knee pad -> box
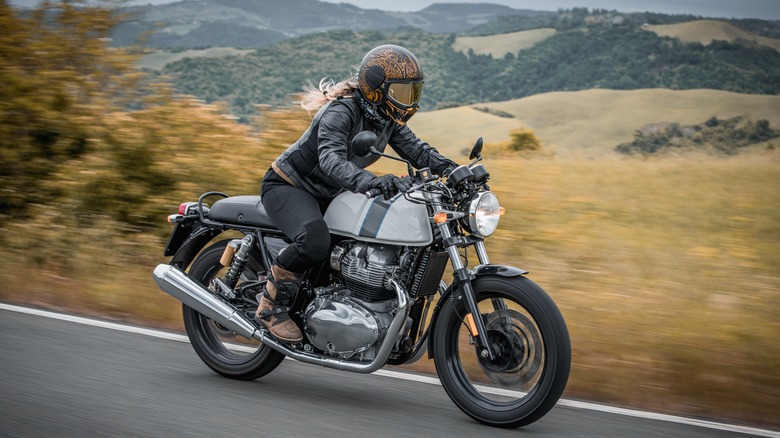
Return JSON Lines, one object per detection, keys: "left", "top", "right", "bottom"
{"left": 295, "top": 219, "right": 331, "bottom": 265}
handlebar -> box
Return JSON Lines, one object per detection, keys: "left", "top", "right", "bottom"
{"left": 365, "top": 187, "right": 384, "bottom": 198}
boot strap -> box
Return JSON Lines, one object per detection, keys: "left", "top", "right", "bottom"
{"left": 258, "top": 287, "right": 294, "bottom": 307}
{"left": 257, "top": 306, "right": 292, "bottom": 321}
{"left": 266, "top": 276, "right": 298, "bottom": 302}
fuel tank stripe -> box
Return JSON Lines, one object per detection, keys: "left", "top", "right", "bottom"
{"left": 358, "top": 197, "right": 392, "bottom": 238}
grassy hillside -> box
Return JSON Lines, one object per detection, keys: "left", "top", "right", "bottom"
{"left": 646, "top": 20, "right": 780, "bottom": 51}
{"left": 451, "top": 28, "right": 556, "bottom": 58}
{"left": 409, "top": 89, "right": 780, "bottom": 157}
{"left": 138, "top": 47, "right": 254, "bottom": 70}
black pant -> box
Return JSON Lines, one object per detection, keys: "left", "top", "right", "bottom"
{"left": 260, "top": 168, "right": 331, "bottom": 273}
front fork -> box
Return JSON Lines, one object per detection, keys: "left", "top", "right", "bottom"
{"left": 438, "top": 222, "right": 498, "bottom": 360}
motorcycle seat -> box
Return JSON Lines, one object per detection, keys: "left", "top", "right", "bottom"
{"left": 209, "top": 196, "right": 276, "bottom": 228}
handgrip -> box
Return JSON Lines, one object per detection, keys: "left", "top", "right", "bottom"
{"left": 365, "top": 187, "right": 383, "bottom": 198}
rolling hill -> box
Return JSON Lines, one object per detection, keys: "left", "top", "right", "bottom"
{"left": 451, "top": 28, "right": 557, "bottom": 58}
{"left": 645, "top": 20, "right": 780, "bottom": 51}
{"left": 408, "top": 89, "right": 780, "bottom": 157}
{"left": 110, "top": 0, "right": 552, "bottom": 48}
{"left": 157, "top": 23, "right": 780, "bottom": 120}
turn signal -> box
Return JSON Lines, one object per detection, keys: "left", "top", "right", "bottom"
{"left": 499, "top": 207, "right": 506, "bottom": 216}
{"left": 433, "top": 212, "right": 448, "bottom": 224}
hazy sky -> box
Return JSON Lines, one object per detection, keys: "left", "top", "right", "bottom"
{"left": 319, "top": 0, "right": 780, "bottom": 20}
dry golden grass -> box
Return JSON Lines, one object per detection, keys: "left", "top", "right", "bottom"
{"left": 451, "top": 28, "right": 556, "bottom": 58}
{"left": 410, "top": 89, "right": 780, "bottom": 157}
{"left": 645, "top": 20, "right": 780, "bottom": 51}
{"left": 478, "top": 153, "right": 780, "bottom": 425}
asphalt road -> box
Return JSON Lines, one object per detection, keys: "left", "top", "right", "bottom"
{"left": 0, "top": 305, "right": 776, "bottom": 438}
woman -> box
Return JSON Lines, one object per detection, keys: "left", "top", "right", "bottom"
{"left": 257, "top": 44, "right": 457, "bottom": 342}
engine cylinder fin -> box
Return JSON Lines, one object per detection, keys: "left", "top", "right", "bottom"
{"left": 339, "top": 243, "right": 400, "bottom": 301}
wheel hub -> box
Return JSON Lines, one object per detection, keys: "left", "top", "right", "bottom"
{"left": 478, "top": 327, "right": 526, "bottom": 373}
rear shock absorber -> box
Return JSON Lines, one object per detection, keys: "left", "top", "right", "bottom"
{"left": 212, "top": 235, "right": 255, "bottom": 299}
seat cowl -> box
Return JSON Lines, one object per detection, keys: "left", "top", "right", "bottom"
{"left": 209, "top": 196, "right": 275, "bottom": 228}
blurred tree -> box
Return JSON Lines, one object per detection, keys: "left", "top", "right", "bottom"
{"left": 0, "top": 0, "right": 137, "bottom": 218}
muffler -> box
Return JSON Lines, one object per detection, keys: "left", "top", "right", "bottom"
{"left": 152, "top": 264, "right": 258, "bottom": 339}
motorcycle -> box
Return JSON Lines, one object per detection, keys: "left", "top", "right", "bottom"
{"left": 152, "top": 132, "right": 571, "bottom": 428}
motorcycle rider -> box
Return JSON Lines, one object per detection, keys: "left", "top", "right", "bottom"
{"left": 256, "top": 44, "right": 457, "bottom": 342}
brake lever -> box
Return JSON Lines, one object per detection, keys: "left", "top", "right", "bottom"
{"left": 390, "top": 182, "right": 426, "bottom": 202}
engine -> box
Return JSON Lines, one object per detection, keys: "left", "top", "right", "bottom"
{"left": 303, "top": 286, "right": 399, "bottom": 360}
{"left": 302, "top": 242, "right": 404, "bottom": 359}
{"left": 302, "top": 241, "right": 447, "bottom": 360}
{"left": 332, "top": 242, "right": 401, "bottom": 301}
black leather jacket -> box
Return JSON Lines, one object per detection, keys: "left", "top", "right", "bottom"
{"left": 271, "top": 96, "right": 456, "bottom": 199}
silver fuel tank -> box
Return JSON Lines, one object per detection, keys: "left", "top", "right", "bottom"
{"left": 323, "top": 192, "right": 433, "bottom": 246}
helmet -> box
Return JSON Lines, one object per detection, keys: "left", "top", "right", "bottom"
{"left": 358, "top": 44, "right": 424, "bottom": 125}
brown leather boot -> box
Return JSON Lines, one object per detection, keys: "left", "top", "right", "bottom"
{"left": 255, "top": 264, "right": 303, "bottom": 342}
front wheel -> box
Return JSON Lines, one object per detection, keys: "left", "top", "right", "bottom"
{"left": 182, "top": 239, "right": 284, "bottom": 380}
{"left": 433, "top": 275, "right": 571, "bottom": 428}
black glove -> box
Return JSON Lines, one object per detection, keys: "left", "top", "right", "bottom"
{"left": 434, "top": 160, "right": 458, "bottom": 177}
{"left": 370, "top": 174, "right": 412, "bottom": 200}
{"left": 441, "top": 164, "right": 457, "bottom": 176}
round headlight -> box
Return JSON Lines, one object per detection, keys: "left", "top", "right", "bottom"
{"left": 468, "top": 192, "right": 501, "bottom": 237}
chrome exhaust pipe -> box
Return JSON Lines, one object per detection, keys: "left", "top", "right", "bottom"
{"left": 152, "top": 264, "right": 258, "bottom": 339}
{"left": 152, "top": 264, "right": 411, "bottom": 374}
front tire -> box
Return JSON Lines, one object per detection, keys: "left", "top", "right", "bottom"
{"left": 182, "top": 239, "right": 284, "bottom": 380}
{"left": 433, "top": 275, "right": 571, "bottom": 428}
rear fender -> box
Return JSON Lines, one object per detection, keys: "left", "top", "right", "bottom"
{"left": 426, "top": 264, "right": 527, "bottom": 359}
{"left": 169, "top": 226, "right": 224, "bottom": 270}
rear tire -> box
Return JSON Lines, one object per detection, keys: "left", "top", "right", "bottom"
{"left": 182, "top": 239, "right": 284, "bottom": 380}
{"left": 433, "top": 275, "right": 571, "bottom": 428}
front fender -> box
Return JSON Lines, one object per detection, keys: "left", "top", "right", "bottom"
{"left": 426, "top": 264, "right": 527, "bottom": 359}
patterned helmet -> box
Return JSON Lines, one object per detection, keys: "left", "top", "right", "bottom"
{"left": 358, "top": 45, "right": 424, "bottom": 125}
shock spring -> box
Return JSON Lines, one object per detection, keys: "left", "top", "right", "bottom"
{"left": 223, "top": 235, "right": 254, "bottom": 290}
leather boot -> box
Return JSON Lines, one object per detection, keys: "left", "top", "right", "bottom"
{"left": 255, "top": 264, "right": 303, "bottom": 342}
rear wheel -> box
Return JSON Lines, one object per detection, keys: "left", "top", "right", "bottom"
{"left": 433, "top": 275, "right": 571, "bottom": 428}
{"left": 182, "top": 239, "right": 284, "bottom": 380}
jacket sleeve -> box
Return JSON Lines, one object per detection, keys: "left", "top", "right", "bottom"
{"left": 388, "top": 124, "right": 457, "bottom": 175}
{"left": 316, "top": 103, "right": 377, "bottom": 193}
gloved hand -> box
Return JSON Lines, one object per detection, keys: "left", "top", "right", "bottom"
{"left": 441, "top": 164, "right": 457, "bottom": 177}
{"left": 434, "top": 160, "right": 458, "bottom": 177}
{"left": 370, "top": 174, "right": 412, "bottom": 200}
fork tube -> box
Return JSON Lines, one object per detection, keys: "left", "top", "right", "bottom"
{"left": 436, "top": 218, "right": 495, "bottom": 360}
{"left": 474, "top": 240, "right": 490, "bottom": 265}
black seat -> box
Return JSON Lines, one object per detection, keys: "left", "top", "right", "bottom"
{"left": 209, "top": 196, "right": 276, "bottom": 228}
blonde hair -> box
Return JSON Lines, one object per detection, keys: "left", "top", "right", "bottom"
{"left": 300, "top": 77, "right": 358, "bottom": 113}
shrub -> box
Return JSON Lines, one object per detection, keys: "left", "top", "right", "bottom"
{"left": 508, "top": 128, "right": 542, "bottom": 151}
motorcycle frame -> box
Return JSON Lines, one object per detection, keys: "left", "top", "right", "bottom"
{"left": 164, "top": 191, "right": 527, "bottom": 370}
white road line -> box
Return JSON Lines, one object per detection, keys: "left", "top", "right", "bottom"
{"left": 2, "top": 302, "right": 778, "bottom": 438}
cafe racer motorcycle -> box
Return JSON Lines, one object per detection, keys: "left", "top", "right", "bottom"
{"left": 152, "top": 132, "right": 571, "bottom": 428}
